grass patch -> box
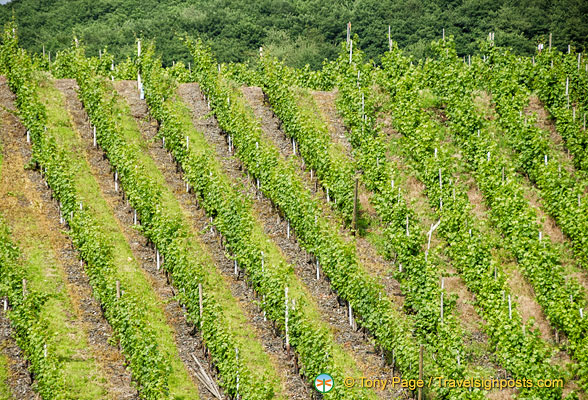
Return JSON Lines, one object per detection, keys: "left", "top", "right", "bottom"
{"left": 38, "top": 78, "right": 199, "bottom": 399}
{"left": 0, "top": 95, "right": 110, "bottom": 399}
{"left": 0, "top": 353, "right": 11, "bottom": 400}
{"left": 155, "top": 89, "right": 377, "bottom": 396}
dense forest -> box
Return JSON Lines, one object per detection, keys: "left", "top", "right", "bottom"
{"left": 1, "top": 0, "right": 587, "bottom": 68}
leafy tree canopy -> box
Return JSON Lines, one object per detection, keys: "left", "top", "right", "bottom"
{"left": 1, "top": 0, "right": 586, "bottom": 68}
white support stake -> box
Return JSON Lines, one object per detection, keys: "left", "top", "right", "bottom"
{"left": 198, "top": 283, "right": 203, "bottom": 326}
{"left": 508, "top": 295, "right": 512, "bottom": 319}
{"left": 316, "top": 259, "right": 320, "bottom": 280}
{"left": 361, "top": 93, "right": 365, "bottom": 115}
{"left": 439, "top": 168, "right": 442, "bottom": 190}
{"left": 156, "top": 249, "right": 160, "bottom": 271}
{"left": 348, "top": 301, "right": 353, "bottom": 328}
{"left": 93, "top": 126, "right": 97, "bottom": 147}
{"left": 285, "top": 287, "right": 290, "bottom": 349}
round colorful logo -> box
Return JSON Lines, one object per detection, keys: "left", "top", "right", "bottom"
{"left": 314, "top": 373, "right": 334, "bottom": 393}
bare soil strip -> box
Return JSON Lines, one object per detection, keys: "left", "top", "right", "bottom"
{"left": 240, "top": 85, "right": 406, "bottom": 308}
{"left": 0, "top": 318, "right": 35, "bottom": 399}
{"left": 478, "top": 92, "right": 588, "bottom": 296}
{"left": 241, "top": 86, "right": 353, "bottom": 227}
{"left": 421, "top": 102, "right": 561, "bottom": 345}
{"left": 114, "top": 80, "right": 309, "bottom": 400}
{"left": 175, "top": 82, "right": 407, "bottom": 400}
{"left": 54, "top": 79, "right": 216, "bottom": 400}
{"left": 526, "top": 95, "right": 574, "bottom": 170}
{"left": 0, "top": 77, "right": 137, "bottom": 399}
{"left": 310, "top": 89, "right": 354, "bottom": 157}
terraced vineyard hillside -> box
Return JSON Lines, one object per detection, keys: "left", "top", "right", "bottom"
{"left": 1, "top": 22, "right": 587, "bottom": 400}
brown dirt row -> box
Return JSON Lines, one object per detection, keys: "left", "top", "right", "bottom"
{"left": 240, "top": 85, "right": 406, "bottom": 309}
{"left": 0, "top": 317, "right": 36, "bottom": 400}
{"left": 177, "top": 82, "right": 409, "bottom": 400}
{"left": 422, "top": 97, "right": 581, "bottom": 393}
{"left": 525, "top": 95, "right": 574, "bottom": 170}
{"left": 375, "top": 112, "right": 508, "bottom": 382}
{"left": 378, "top": 98, "right": 582, "bottom": 394}
{"left": 523, "top": 96, "right": 588, "bottom": 295}
{"left": 54, "top": 79, "right": 218, "bottom": 400}
{"left": 479, "top": 92, "right": 588, "bottom": 297}
{"left": 290, "top": 86, "right": 489, "bottom": 352}
{"left": 310, "top": 89, "right": 354, "bottom": 158}
{"left": 0, "top": 77, "right": 137, "bottom": 399}
{"left": 414, "top": 96, "right": 560, "bottom": 345}
{"left": 114, "top": 80, "right": 312, "bottom": 400}
{"left": 241, "top": 86, "right": 357, "bottom": 230}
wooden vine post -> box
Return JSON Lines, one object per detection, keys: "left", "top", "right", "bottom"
{"left": 198, "top": 283, "right": 203, "bottom": 328}
{"left": 352, "top": 176, "right": 359, "bottom": 234}
{"left": 285, "top": 287, "right": 290, "bottom": 353}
